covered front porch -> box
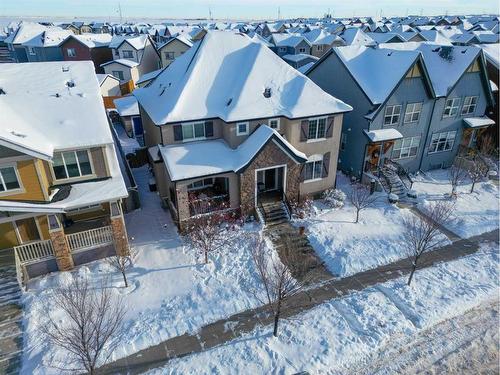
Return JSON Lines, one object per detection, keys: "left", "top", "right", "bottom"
{"left": 362, "top": 128, "right": 403, "bottom": 176}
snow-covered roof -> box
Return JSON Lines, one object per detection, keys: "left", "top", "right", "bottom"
{"left": 334, "top": 45, "right": 420, "bottom": 104}
{"left": 381, "top": 42, "right": 482, "bottom": 97}
{"left": 23, "top": 29, "right": 73, "bottom": 47}
{"left": 463, "top": 117, "right": 495, "bottom": 128}
{"left": 282, "top": 53, "right": 318, "bottom": 63}
{"left": 136, "top": 68, "right": 163, "bottom": 85}
{"left": 159, "top": 125, "right": 307, "bottom": 181}
{"left": 101, "top": 58, "right": 139, "bottom": 68}
{"left": 0, "top": 61, "right": 114, "bottom": 160}
{"left": 96, "top": 73, "right": 119, "bottom": 85}
{"left": 418, "top": 30, "right": 452, "bottom": 45}
{"left": 109, "top": 34, "right": 149, "bottom": 50}
{"left": 297, "top": 61, "right": 316, "bottom": 74}
{"left": 134, "top": 31, "right": 352, "bottom": 125}
{"left": 364, "top": 128, "right": 403, "bottom": 142}
{"left": 3, "top": 22, "right": 47, "bottom": 44}
{"left": 340, "top": 28, "right": 375, "bottom": 46}
{"left": 62, "top": 33, "right": 112, "bottom": 48}
{"left": 478, "top": 43, "right": 499, "bottom": 69}
{"left": 114, "top": 95, "right": 140, "bottom": 117}
{"left": 157, "top": 35, "right": 193, "bottom": 50}
{"left": 0, "top": 175, "right": 127, "bottom": 213}
{"left": 272, "top": 33, "right": 311, "bottom": 48}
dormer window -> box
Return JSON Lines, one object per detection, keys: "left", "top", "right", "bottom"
{"left": 122, "top": 50, "right": 134, "bottom": 59}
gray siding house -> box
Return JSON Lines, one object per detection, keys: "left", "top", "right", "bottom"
{"left": 307, "top": 43, "right": 494, "bottom": 191}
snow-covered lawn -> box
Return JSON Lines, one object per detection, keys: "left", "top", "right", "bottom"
{"left": 297, "top": 174, "right": 428, "bottom": 278}
{"left": 147, "top": 242, "right": 499, "bottom": 375}
{"left": 413, "top": 169, "right": 499, "bottom": 238}
{"left": 20, "top": 166, "right": 266, "bottom": 374}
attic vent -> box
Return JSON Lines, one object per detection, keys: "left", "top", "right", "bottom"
{"left": 226, "top": 98, "right": 233, "bottom": 106}
{"left": 263, "top": 88, "right": 272, "bottom": 98}
{"left": 66, "top": 80, "right": 75, "bottom": 88}
{"left": 0, "top": 88, "right": 5, "bottom": 95}
{"left": 10, "top": 131, "right": 26, "bottom": 138}
{"left": 461, "top": 49, "right": 467, "bottom": 54}
{"left": 62, "top": 66, "right": 70, "bottom": 72}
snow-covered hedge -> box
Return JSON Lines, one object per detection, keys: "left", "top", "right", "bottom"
{"left": 322, "top": 188, "right": 346, "bottom": 209}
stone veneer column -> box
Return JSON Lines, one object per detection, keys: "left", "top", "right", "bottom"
{"left": 110, "top": 201, "right": 130, "bottom": 257}
{"left": 47, "top": 214, "right": 74, "bottom": 271}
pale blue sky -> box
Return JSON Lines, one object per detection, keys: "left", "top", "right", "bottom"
{"left": 0, "top": 0, "right": 498, "bottom": 20}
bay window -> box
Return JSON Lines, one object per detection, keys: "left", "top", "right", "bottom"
{"left": 52, "top": 150, "right": 93, "bottom": 180}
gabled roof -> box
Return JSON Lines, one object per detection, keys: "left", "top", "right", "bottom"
{"left": 109, "top": 34, "right": 149, "bottom": 50}
{"left": 272, "top": 33, "right": 311, "bottom": 48}
{"left": 0, "top": 61, "right": 114, "bottom": 160}
{"left": 22, "top": 28, "right": 73, "bottom": 47}
{"left": 114, "top": 95, "right": 139, "bottom": 117}
{"left": 61, "top": 33, "right": 112, "bottom": 48}
{"left": 4, "top": 22, "right": 48, "bottom": 45}
{"left": 332, "top": 45, "right": 422, "bottom": 104}
{"left": 101, "top": 58, "right": 139, "bottom": 68}
{"left": 157, "top": 35, "right": 193, "bottom": 50}
{"left": 136, "top": 68, "right": 163, "bottom": 85}
{"left": 340, "top": 28, "right": 375, "bottom": 46}
{"left": 159, "top": 125, "right": 307, "bottom": 182}
{"left": 478, "top": 43, "right": 499, "bottom": 69}
{"left": 134, "top": 31, "right": 352, "bottom": 125}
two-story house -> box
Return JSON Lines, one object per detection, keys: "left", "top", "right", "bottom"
{"left": 59, "top": 34, "right": 113, "bottom": 73}
{"left": 21, "top": 29, "right": 73, "bottom": 62}
{"left": 270, "top": 34, "right": 312, "bottom": 57}
{"left": 307, "top": 43, "right": 494, "bottom": 190}
{"left": 4, "top": 21, "right": 48, "bottom": 62}
{"left": 157, "top": 35, "right": 193, "bottom": 68}
{"left": 134, "top": 31, "right": 352, "bottom": 229}
{"left": 101, "top": 35, "right": 160, "bottom": 87}
{"left": 0, "top": 61, "right": 129, "bottom": 284}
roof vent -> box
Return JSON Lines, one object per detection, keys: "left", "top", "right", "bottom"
{"left": 66, "top": 80, "right": 75, "bottom": 88}
{"left": 0, "top": 88, "right": 5, "bottom": 95}
{"left": 387, "top": 52, "right": 392, "bottom": 56}
{"left": 263, "top": 87, "right": 272, "bottom": 98}
{"left": 226, "top": 98, "right": 233, "bottom": 106}
{"left": 461, "top": 49, "right": 467, "bottom": 54}
{"left": 10, "top": 131, "right": 26, "bottom": 138}
{"left": 62, "top": 66, "right": 70, "bottom": 72}
{"left": 55, "top": 93, "right": 61, "bottom": 97}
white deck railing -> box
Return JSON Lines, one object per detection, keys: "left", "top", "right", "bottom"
{"left": 67, "top": 226, "right": 114, "bottom": 253}
{"left": 14, "top": 239, "right": 55, "bottom": 264}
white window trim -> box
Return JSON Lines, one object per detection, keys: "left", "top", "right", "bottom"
{"left": 428, "top": 131, "right": 457, "bottom": 154}
{"left": 254, "top": 164, "right": 287, "bottom": 205}
{"left": 51, "top": 149, "right": 95, "bottom": 182}
{"left": 182, "top": 122, "right": 206, "bottom": 142}
{"left": 67, "top": 48, "right": 76, "bottom": 57}
{"left": 112, "top": 70, "right": 124, "bottom": 80}
{"left": 392, "top": 136, "right": 421, "bottom": 160}
{"left": 303, "top": 155, "right": 324, "bottom": 183}
{"left": 403, "top": 102, "right": 423, "bottom": 124}
{"left": 0, "top": 163, "right": 24, "bottom": 197}
{"left": 461, "top": 96, "right": 478, "bottom": 116}
{"left": 443, "top": 97, "right": 461, "bottom": 118}
{"left": 268, "top": 118, "right": 280, "bottom": 130}
{"left": 307, "top": 116, "right": 328, "bottom": 141}
{"left": 28, "top": 46, "right": 36, "bottom": 55}
{"left": 122, "top": 50, "right": 134, "bottom": 58}
{"left": 383, "top": 104, "right": 402, "bottom": 126}
{"left": 236, "top": 122, "right": 249, "bottom": 136}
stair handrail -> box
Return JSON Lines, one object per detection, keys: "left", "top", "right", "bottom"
{"left": 386, "top": 159, "right": 413, "bottom": 190}
{"left": 281, "top": 190, "right": 292, "bottom": 219}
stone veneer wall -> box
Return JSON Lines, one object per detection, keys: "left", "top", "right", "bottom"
{"left": 240, "top": 140, "right": 301, "bottom": 215}
{"left": 49, "top": 229, "right": 74, "bottom": 271}
{"left": 111, "top": 216, "right": 130, "bottom": 257}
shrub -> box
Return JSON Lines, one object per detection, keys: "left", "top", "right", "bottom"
{"left": 322, "top": 188, "right": 346, "bottom": 209}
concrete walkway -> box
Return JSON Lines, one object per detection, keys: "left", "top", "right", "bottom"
{"left": 99, "top": 229, "right": 499, "bottom": 375}
{"left": 0, "top": 249, "right": 23, "bottom": 375}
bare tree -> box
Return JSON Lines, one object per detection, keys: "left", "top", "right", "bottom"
{"left": 448, "top": 158, "right": 467, "bottom": 197}
{"left": 107, "top": 248, "right": 135, "bottom": 287}
{"left": 186, "top": 210, "right": 241, "bottom": 264}
{"left": 350, "top": 185, "right": 377, "bottom": 223}
{"left": 478, "top": 133, "right": 495, "bottom": 156}
{"left": 250, "top": 236, "right": 312, "bottom": 337}
{"left": 467, "top": 157, "right": 488, "bottom": 193}
{"left": 402, "top": 201, "right": 454, "bottom": 286}
{"left": 40, "top": 277, "right": 125, "bottom": 374}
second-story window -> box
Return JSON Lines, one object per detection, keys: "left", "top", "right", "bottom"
{"left": 112, "top": 70, "right": 124, "bottom": 80}
{"left": 28, "top": 47, "right": 36, "bottom": 55}
{"left": 461, "top": 96, "right": 478, "bottom": 115}
{"left": 308, "top": 117, "right": 326, "bottom": 140}
{"left": 269, "top": 118, "right": 280, "bottom": 130}
{"left": 443, "top": 97, "right": 461, "bottom": 118}
{"left": 66, "top": 48, "right": 76, "bottom": 57}
{"left": 52, "top": 150, "right": 93, "bottom": 180}
{"left": 404, "top": 102, "right": 423, "bottom": 124}
{"left": 279, "top": 47, "right": 286, "bottom": 52}
{"left": 164, "top": 52, "right": 175, "bottom": 60}
{"left": 298, "top": 47, "right": 307, "bottom": 53}
{"left": 384, "top": 105, "right": 402, "bottom": 126}
{"left": 182, "top": 122, "right": 206, "bottom": 140}
{"left": 236, "top": 122, "right": 249, "bottom": 136}
{"left": 0, "top": 166, "right": 21, "bottom": 192}
{"left": 122, "top": 50, "right": 134, "bottom": 59}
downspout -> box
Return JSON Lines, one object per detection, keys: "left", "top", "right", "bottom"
{"left": 159, "top": 124, "right": 164, "bottom": 146}
{"left": 418, "top": 98, "right": 437, "bottom": 171}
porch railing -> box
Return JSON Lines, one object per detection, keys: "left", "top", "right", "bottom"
{"left": 14, "top": 239, "right": 55, "bottom": 264}
{"left": 67, "top": 225, "right": 114, "bottom": 253}
{"left": 189, "top": 194, "right": 229, "bottom": 216}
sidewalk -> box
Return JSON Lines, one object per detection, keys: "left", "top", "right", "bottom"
{"left": 100, "top": 229, "right": 499, "bottom": 374}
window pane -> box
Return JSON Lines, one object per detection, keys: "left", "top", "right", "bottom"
{"left": 194, "top": 123, "right": 205, "bottom": 138}
{"left": 183, "top": 124, "right": 194, "bottom": 139}
{"left": 1, "top": 167, "right": 20, "bottom": 190}
{"left": 237, "top": 123, "right": 247, "bottom": 134}
{"left": 304, "top": 163, "right": 313, "bottom": 180}
{"left": 77, "top": 151, "right": 92, "bottom": 175}
{"left": 308, "top": 120, "right": 317, "bottom": 139}
{"left": 317, "top": 119, "right": 326, "bottom": 138}
{"left": 53, "top": 153, "right": 67, "bottom": 179}
{"left": 313, "top": 161, "right": 323, "bottom": 179}
{"left": 63, "top": 151, "right": 80, "bottom": 178}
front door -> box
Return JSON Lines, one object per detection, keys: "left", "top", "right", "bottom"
{"left": 132, "top": 116, "right": 144, "bottom": 147}
{"left": 264, "top": 168, "right": 277, "bottom": 191}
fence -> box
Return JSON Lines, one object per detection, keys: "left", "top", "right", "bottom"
{"left": 67, "top": 226, "right": 114, "bottom": 253}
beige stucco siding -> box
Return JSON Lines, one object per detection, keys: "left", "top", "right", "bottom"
{"left": 159, "top": 39, "right": 190, "bottom": 68}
